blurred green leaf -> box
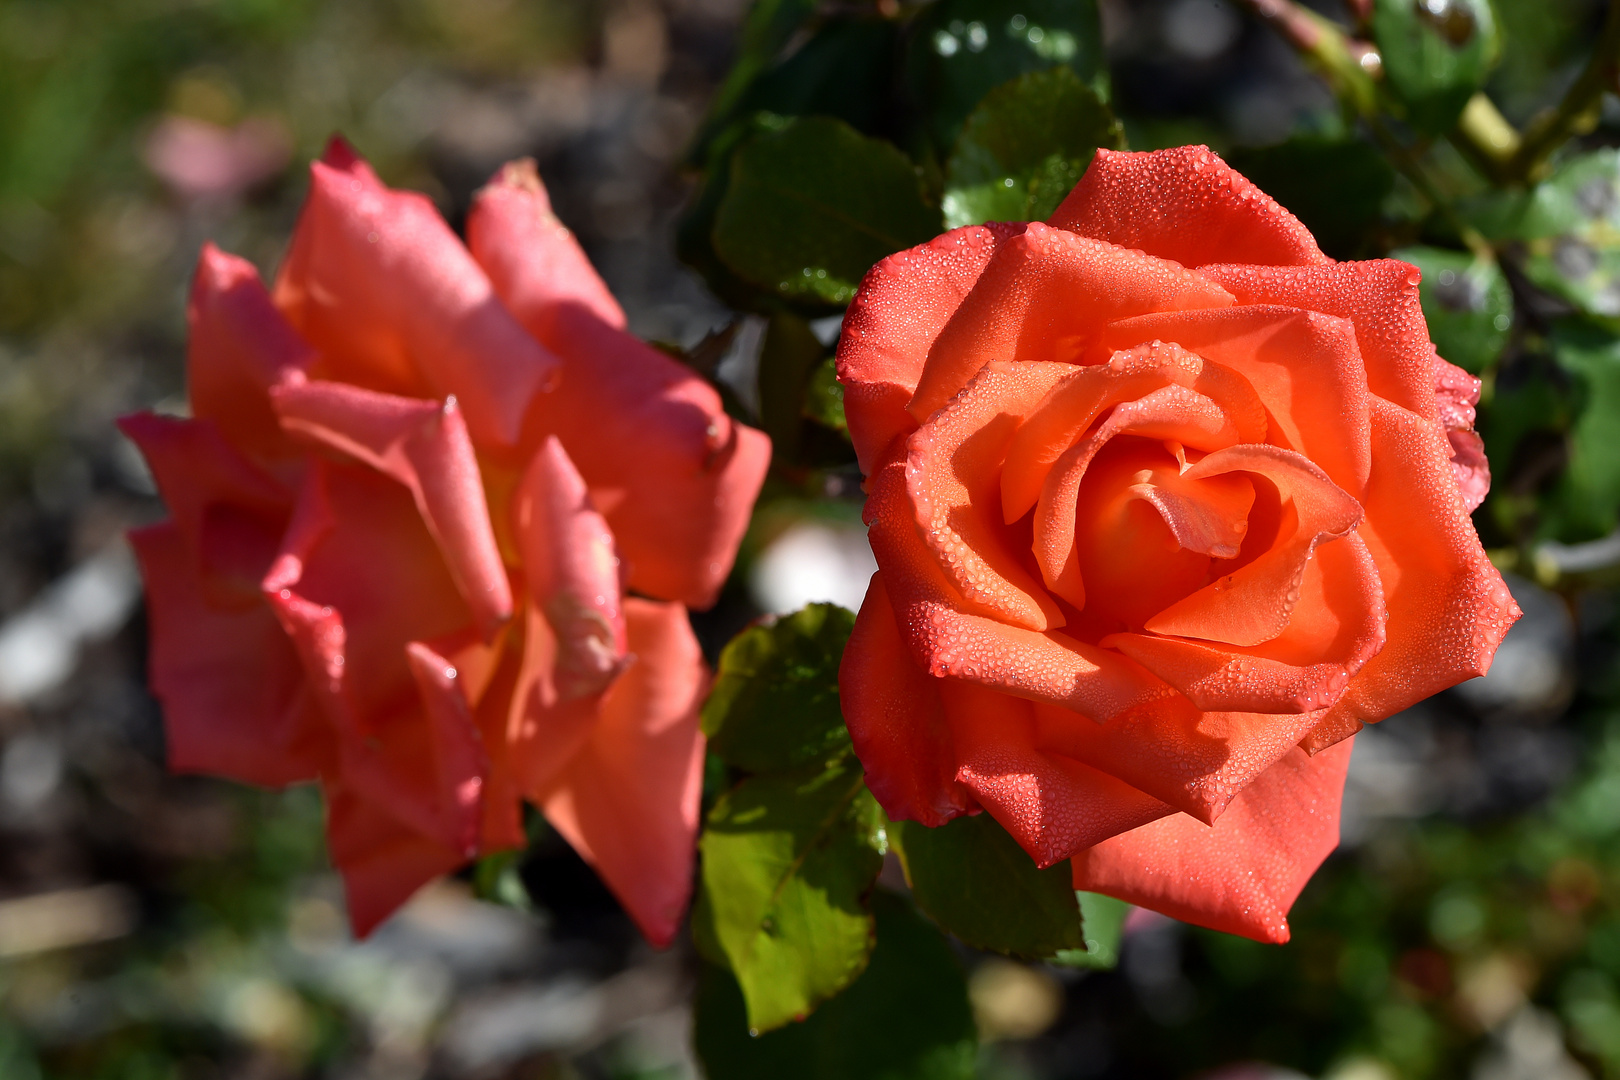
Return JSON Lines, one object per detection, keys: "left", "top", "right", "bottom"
{"left": 694, "top": 891, "right": 977, "bottom": 1079}
{"left": 729, "top": 17, "right": 901, "bottom": 142}
{"left": 471, "top": 851, "right": 534, "bottom": 913}
{"left": 1052, "top": 891, "right": 1131, "bottom": 970}
{"left": 941, "top": 65, "right": 1122, "bottom": 229}
{"left": 906, "top": 0, "right": 1107, "bottom": 157}
{"left": 1548, "top": 321, "right": 1620, "bottom": 540}
{"left": 803, "top": 356, "right": 849, "bottom": 435}
{"left": 688, "top": 0, "right": 820, "bottom": 164}
{"left": 694, "top": 757, "right": 887, "bottom": 1032}
{"left": 1394, "top": 246, "right": 1513, "bottom": 373}
{"left": 677, "top": 114, "right": 791, "bottom": 312}
{"left": 712, "top": 116, "right": 940, "bottom": 307}
{"left": 1371, "top": 0, "right": 1500, "bottom": 134}
{"left": 1228, "top": 137, "right": 1395, "bottom": 260}
{"left": 1516, "top": 150, "right": 1620, "bottom": 322}
{"left": 892, "top": 812, "right": 1083, "bottom": 957}
{"left": 702, "top": 602, "right": 856, "bottom": 774}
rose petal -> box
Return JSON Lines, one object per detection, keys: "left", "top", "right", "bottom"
{"left": 1435, "top": 355, "right": 1490, "bottom": 511}
{"left": 837, "top": 223, "right": 1026, "bottom": 472}
{"left": 118, "top": 413, "right": 294, "bottom": 608}
{"left": 866, "top": 452, "right": 1178, "bottom": 720}
{"left": 1106, "top": 532, "right": 1386, "bottom": 713}
{"left": 906, "top": 360, "right": 1073, "bottom": 631}
{"left": 538, "top": 598, "right": 708, "bottom": 948}
{"left": 1071, "top": 739, "right": 1355, "bottom": 944}
{"left": 1100, "top": 305, "right": 1373, "bottom": 497}
{"left": 1033, "top": 384, "right": 1239, "bottom": 610}
{"left": 466, "top": 159, "right": 626, "bottom": 331}
{"left": 907, "top": 222, "right": 1235, "bottom": 421}
{"left": 325, "top": 778, "right": 466, "bottom": 937}
{"left": 840, "top": 572, "right": 974, "bottom": 826}
{"left": 131, "top": 523, "right": 324, "bottom": 787}
{"left": 405, "top": 639, "right": 496, "bottom": 860}
{"left": 512, "top": 436, "right": 628, "bottom": 701}
{"left": 1145, "top": 445, "right": 1364, "bottom": 647}
{"left": 188, "top": 244, "right": 316, "bottom": 462}
{"left": 1001, "top": 341, "right": 1268, "bottom": 523}
{"left": 1201, "top": 260, "right": 1437, "bottom": 421}
{"left": 1032, "top": 697, "right": 1326, "bottom": 824}
{"left": 1318, "top": 397, "right": 1520, "bottom": 729}
{"left": 272, "top": 381, "right": 513, "bottom": 637}
{"left": 1048, "top": 146, "right": 1330, "bottom": 269}
{"left": 945, "top": 679, "right": 1175, "bottom": 867}
{"left": 468, "top": 173, "right": 769, "bottom": 609}
{"left": 273, "top": 152, "right": 558, "bottom": 450}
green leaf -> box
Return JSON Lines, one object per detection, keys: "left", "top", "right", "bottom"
{"left": 687, "top": 0, "right": 819, "bottom": 165}
{"left": 892, "top": 812, "right": 1083, "bottom": 958}
{"left": 470, "top": 851, "right": 533, "bottom": 913}
{"left": 712, "top": 116, "right": 940, "bottom": 307}
{"left": 1516, "top": 151, "right": 1620, "bottom": 322}
{"left": 906, "top": 0, "right": 1108, "bottom": 157}
{"left": 732, "top": 17, "right": 901, "bottom": 141}
{"left": 694, "top": 891, "right": 977, "bottom": 1079}
{"left": 803, "top": 356, "right": 849, "bottom": 435}
{"left": 1371, "top": 0, "right": 1499, "bottom": 134}
{"left": 702, "top": 602, "right": 856, "bottom": 774}
{"left": 677, "top": 114, "right": 793, "bottom": 312}
{"left": 1393, "top": 246, "right": 1513, "bottom": 373}
{"left": 1052, "top": 891, "right": 1130, "bottom": 970}
{"left": 1548, "top": 321, "right": 1620, "bottom": 540}
{"left": 1227, "top": 137, "right": 1395, "bottom": 260}
{"left": 941, "top": 66, "right": 1123, "bottom": 229}
{"left": 694, "top": 758, "right": 887, "bottom": 1031}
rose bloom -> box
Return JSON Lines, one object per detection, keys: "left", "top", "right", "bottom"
{"left": 121, "top": 141, "right": 770, "bottom": 941}
{"left": 837, "top": 146, "right": 1518, "bottom": 943}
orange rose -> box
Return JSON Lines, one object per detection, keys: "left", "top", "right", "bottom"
{"left": 121, "top": 141, "right": 770, "bottom": 940}
{"left": 837, "top": 146, "right": 1518, "bottom": 943}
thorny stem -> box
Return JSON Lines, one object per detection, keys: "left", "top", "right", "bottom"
{"left": 1507, "top": 0, "right": 1620, "bottom": 184}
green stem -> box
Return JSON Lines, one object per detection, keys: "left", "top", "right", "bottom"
{"left": 1230, "top": 0, "right": 1381, "bottom": 116}
{"left": 1507, "top": 0, "right": 1620, "bottom": 184}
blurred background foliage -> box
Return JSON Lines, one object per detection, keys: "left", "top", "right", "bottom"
{"left": 8, "top": 0, "right": 1620, "bottom": 1077}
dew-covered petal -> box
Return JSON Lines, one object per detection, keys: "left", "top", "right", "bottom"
{"left": 1048, "top": 146, "right": 1330, "bottom": 269}
{"left": 906, "top": 360, "right": 1073, "bottom": 631}
{"left": 1145, "top": 445, "right": 1364, "bottom": 647}
{"left": 907, "top": 223, "right": 1234, "bottom": 421}
{"left": 944, "top": 680, "right": 1174, "bottom": 868}
{"left": 840, "top": 572, "right": 975, "bottom": 827}
{"left": 1318, "top": 397, "right": 1520, "bottom": 729}
{"left": 837, "top": 223, "right": 1026, "bottom": 472}
{"left": 1033, "top": 385, "right": 1239, "bottom": 610}
{"left": 1106, "top": 533, "right": 1385, "bottom": 714}
{"left": 1032, "top": 698, "right": 1326, "bottom": 824}
{"left": 1201, "top": 259, "right": 1436, "bottom": 421}
{"left": 1001, "top": 341, "right": 1267, "bottom": 523}
{"left": 538, "top": 598, "right": 708, "bottom": 948}
{"left": 865, "top": 453, "right": 1178, "bottom": 720}
{"left": 1100, "top": 305, "right": 1372, "bottom": 497}
{"left": 188, "top": 243, "right": 316, "bottom": 463}
{"left": 1071, "top": 739, "right": 1355, "bottom": 944}
{"left": 1434, "top": 355, "right": 1489, "bottom": 510}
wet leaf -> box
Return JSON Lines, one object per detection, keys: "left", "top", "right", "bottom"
{"left": 941, "top": 65, "right": 1122, "bottom": 229}
{"left": 693, "top": 758, "right": 887, "bottom": 1032}
{"left": 1052, "top": 891, "right": 1131, "bottom": 970}
{"left": 711, "top": 116, "right": 940, "bottom": 307}
{"left": 803, "top": 356, "right": 849, "bottom": 435}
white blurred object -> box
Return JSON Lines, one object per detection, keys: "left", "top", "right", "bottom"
{"left": 1163, "top": 0, "right": 1241, "bottom": 61}
{"left": 751, "top": 521, "right": 877, "bottom": 615}
{"left": 1472, "top": 1006, "right": 1591, "bottom": 1080}
{"left": 1, "top": 733, "right": 63, "bottom": 810}
{"left": 0, "top": 542, "right": 142, "bottom": 705}
{"left": 0, "top": 885, "right": 137, "bottom": 958}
